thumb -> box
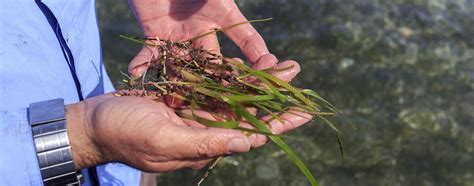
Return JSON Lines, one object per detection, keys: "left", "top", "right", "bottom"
{"left": 129, "top": 46, "right": 158, "bottom": 77}
{"left": 169, "top": 125, "right": 251, "bottom": 159}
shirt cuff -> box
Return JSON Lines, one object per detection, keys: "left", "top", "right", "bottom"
{"left": 0, "top": 108, "right": 43, "bottom": 185}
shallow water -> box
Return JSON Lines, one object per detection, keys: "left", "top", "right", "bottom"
{"left": 98, "top": 1, "right": 474, "bottom": 185}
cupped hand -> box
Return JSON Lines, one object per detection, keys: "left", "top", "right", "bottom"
{"left": 87, "top": 0, "right": 314, "bottom": 172}
{"left": 66, "top": 83, "right": 310, "bottom": 172}
{"left": 128, "top": 0, "right": 279, "bottom": 77}
{"left": 67, "top": 94, "right": 246, "bottom": 172}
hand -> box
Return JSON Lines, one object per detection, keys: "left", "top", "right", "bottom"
{"left": 178, "top": 58, "right": 309, "bottom": 148}
{"left": 94, "top": 0, "right": 312, "bottom": 172}
{"left": 128, "top": 0, "right": 280, "bottom": 77}
{"left": 127, "top": 0, "right": 305, "bottom": 118}
{"left": 66, "top": 90, "right": 310, "bottom": 172}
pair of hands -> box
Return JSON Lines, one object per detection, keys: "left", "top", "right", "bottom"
{"left": 66, "top": 0, "right": 311, "bottom": 172}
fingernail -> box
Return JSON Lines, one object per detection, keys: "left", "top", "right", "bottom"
{"left": 227, "top": 137, "right": 250, "bottom": 154}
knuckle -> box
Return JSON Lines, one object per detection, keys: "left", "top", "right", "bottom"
{"left": 251, "top": 134, "right": 267, "bottom": 148}
{"left": 195, "top": 136, "right": 225, "bottom": 157}
{"left": 239, "top": 33, "right": 259, "bottom": 50}
{"left": 196, "top": 142, "right": 210, "bottom": 157}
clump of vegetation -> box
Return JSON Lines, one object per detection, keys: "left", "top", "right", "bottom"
{"left": 118, "top": 19, "right": 341, "bottom": 186}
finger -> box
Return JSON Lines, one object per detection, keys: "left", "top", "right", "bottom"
{"left": 249, "top": 60, "right": 301, "bottom": 85}
{"left": 179, "top": 111, "right": 237, "bottom": 129}
{"left": 220, "top": 4, "right": 274, "bottom": 65}
{"left": 242, "top": 109, "right": 313, "bottom": 149}
{"left": 144, "top": 157, "right": 214, "bottom": 172}
{"left": 231, "top": 57, "right": 244, "bottom": 64}
{"left": 247, "top": 107, "right": 257, "bottom": 116}
{"left": 166, "top": 124, "right": 250, "bottom": 159}
{"left": 251, "top": 54, "right": 278, "bottom": 70}
{"left": 186, "top": 158, "right": 214, "bottom": 170}
{"left": 180, "top": 108, "right": 237, "bottom": 124}
{"left": 191, "top": 33, "right": 222, "bottom": 58}
{"left": 129, "top": 46, "right": 159, "bottom": 77}
{"left": 179, "top": 108, "right": 264, "bottom": 147}
{"left": 182, "top": 118, "right": 208, "bottom": 129}
{"left": 262, "top": 109, "right": 313, "bottom": 135}
{"left": 179, "top": 109, "right": 223, "bottom": 121}
{"left": 235, "top": 122, "right": 268, "bottom": 148}
{"left": 268, "top": 60, "right": 301, "bottom": 82}
{"left": 179, "top": 109, "right": 216, "bottom": 129}
{"left": 180, "top": 113, "right": 265, "bottom": 148}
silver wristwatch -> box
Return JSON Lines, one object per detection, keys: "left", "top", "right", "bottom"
{"left": 29, "top": 98, "right": 84, "bottom": 185}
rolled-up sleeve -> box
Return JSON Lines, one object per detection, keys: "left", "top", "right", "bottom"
{"left": 0, "top": 109, "right": 43, "bottom": 185}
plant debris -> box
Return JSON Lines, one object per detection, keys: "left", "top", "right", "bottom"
{"left": 118, "top": 19, "right": 341, "bottom": 186}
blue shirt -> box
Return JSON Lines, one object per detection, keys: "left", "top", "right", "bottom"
{"left": 0, "top": 0, "right": 141, "bottom": 185}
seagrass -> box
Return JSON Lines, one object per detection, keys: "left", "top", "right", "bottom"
{"left": 117, "top": 19, "right": 341, "bottom": 186}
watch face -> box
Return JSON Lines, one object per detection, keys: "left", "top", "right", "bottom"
{"left": 29, "top": 99, "right": 66, "bottom": 125}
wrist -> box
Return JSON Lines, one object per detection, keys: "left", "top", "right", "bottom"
{"left": 29, "top": 99, "right": 85, "bottom": 184}
{"left": 66, "top": 102, "right": 103, "bottom": 170}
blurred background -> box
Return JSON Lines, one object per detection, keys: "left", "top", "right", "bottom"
{"left": 97, "top": 0, "right": 474, "bottom": 185}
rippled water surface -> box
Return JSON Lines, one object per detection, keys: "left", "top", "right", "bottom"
{"left": 98, "top": 1, "right": 474, "bottom": 185}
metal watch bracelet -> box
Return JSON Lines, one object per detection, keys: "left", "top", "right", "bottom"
{"left": 29, "top": 98, "right": 83, "bottom": 185}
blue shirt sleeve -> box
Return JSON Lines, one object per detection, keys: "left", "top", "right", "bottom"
{"left": 102, "top": 66, "right": 116, "bottom": 93}
{"left": 0, "top": 108, "right": 141, "bottom": 186}
{"left": 0, "top": 109, "right": 43, "bottom": 186}
{"left": 0, "top": 1, "right": 141, "bottom": 185}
